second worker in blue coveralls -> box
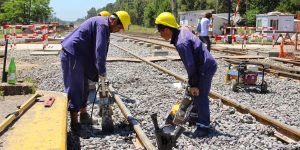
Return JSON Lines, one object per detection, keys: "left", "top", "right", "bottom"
{"left": 155, "top": 12, "right": 217, "bottom": 137}
{"left": 60, "top": 11, "right": 131, "bottom": 135}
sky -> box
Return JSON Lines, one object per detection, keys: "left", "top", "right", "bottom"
{"left": 50, "top": 0, "right": 116, "bottom": 21}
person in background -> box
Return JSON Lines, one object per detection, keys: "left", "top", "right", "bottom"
{"left": 155, "top": 12, "right": 217, "bottom": 138}
{"left": 199, "top": 13, "right": 212, "bottom": 52}
{"left": 60, "top": 11, "right": 131, "bottom": 136}
{"left": 99, "top": 10, "right": 111, "bottom": 17}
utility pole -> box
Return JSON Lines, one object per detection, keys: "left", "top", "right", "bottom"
{"left": 228, "top": 0, "right": 231, "bottom": 25}
{"left": 28, "top": 0, "right": 32, "bottom": 24}
{"left": 216, "top": 0, "right": 218, "bottom": 14}
{"left": 171, "top": 0, "right": 177, "bottom": 21}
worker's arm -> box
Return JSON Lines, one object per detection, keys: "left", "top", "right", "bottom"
{"left": 95, "top": 25, "right": 110, "bottom": 76}
{"left": 176, "top": 43, "right": 198, "bottom": 87}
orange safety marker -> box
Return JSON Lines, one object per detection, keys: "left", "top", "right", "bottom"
{"left": 44, "top": 97, "right": 55, "bottom": 107}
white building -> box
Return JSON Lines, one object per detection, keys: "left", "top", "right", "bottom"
{"left": 178, "top": 9, "right": 214, "bottom": 27}
{"left": 212, "top": 13, "right": 242, "bottom": 35}
{"left": 256, "top": 11, "right": 294, "bottom": 32}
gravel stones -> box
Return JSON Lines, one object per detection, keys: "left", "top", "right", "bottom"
{"left": 8, "top": 35, "right": 300, "bottom": 149}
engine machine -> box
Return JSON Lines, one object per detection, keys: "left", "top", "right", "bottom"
{"left": 225, "top": 62, "right": 268, "bottom": 93}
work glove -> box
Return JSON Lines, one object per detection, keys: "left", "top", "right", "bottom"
{"left": 190, "top": 87, "right": 199, "bottom": 97}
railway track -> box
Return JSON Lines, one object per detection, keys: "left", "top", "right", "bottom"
{"left": 110, "top": 42, "right": 300, "bottom": 145}
{"left": 113, "top": 34, "right": 300, "bottom": 81}
{"left": 1, "top": 34, "right": 299, "bottom": 149}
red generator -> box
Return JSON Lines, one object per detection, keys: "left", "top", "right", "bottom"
{"left": 226, "top": 62, "right": 268, "bottom": 93}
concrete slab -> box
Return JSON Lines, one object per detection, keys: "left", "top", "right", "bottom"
{"left": 268, "top": 51, "right": 279, "bottom": 57}
{"left": 145, "top": 43, "right": 151, "bottom": 47}
{"left": 153, "top": 45, "right": 162, "bottom": 49}
{"left": 247, "top": 51, "right": 259, "bottom": 55}
{"left": 154, "top": 50, "right": 169, "bottom": 56}
{"left": 30, "top": 51, "right": 59, "bottom": 55}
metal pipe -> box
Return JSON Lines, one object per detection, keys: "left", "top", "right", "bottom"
{"left": 109, "top": 86, "right": 156, "bottom": 150}
{"left": 111, "top": 43, "right": 300, "bottom": 141}
{"left": 2, "top": 39, "right": 8, "bottom": 82}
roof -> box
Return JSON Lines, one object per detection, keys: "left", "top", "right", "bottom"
{"left": 257, "top": 11, "right": 294, "bottom": 16}
{"left": 212, "top": 13, "right": 242, "bottom": 23}
{"left": 213, "top": 13, "right": 241, "bottom": 20}
{"left": 178, "top": 9, "right": 214, "bottom": 15}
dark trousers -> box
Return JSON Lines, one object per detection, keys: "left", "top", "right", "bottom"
{"left": 199, "top": 36, "right": 211, "bottom": 52}
{"left": 60, "top": 50, "right": 89, "bottom": 112}
{"left": 192, "top": 64, "right": 217, "bottom": 128}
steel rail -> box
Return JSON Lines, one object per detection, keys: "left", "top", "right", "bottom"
{"left": 113, "top": 34, "right": 300, "bottom": 78}
{"left": 270, "top": 57, "right": 300, "bottom": 67}
{"left": 113, "top": 33, "right": 247, "bottom": 55}
{"left": 111, "top": 43, "right": 300, "bottom": 142}
{"left": 109, "top": 86, "right": 156, "bottom": 150}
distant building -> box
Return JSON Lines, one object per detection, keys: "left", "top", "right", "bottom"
{"left": 212, "top": 13, "right": 242, "bottom": 35}
{"left": 256, "top": 11, "right": 295, "bottom": 40}
{"left": 178, "top": 9, "right": 214, "bottom": 27}
{"left": 256, "top": 11, "right": 294, "bottom": 32}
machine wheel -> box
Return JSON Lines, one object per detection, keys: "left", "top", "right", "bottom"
{"left": 261, "top": 81, "right": 268, "bottom": 93}
{"left": 231, "top": 80, "right": 238, "bottom": 92}
{"left": 101, "top": 105, "right": 114, "bottom": 133}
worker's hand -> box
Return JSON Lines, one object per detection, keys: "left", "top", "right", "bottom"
{"left": 190, "top": 87, "right": 199, "bottom": 96}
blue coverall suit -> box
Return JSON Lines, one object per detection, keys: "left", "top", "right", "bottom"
{"left": 60, "top": 16, "right": 110, "bottom": 112}
{"left": 171, "top": 28, "right": 217, "bottom": 129}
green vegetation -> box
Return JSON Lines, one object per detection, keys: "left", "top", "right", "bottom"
{"left": 23, "top": 77, "right": 37, "bottom": 94}
{"left": 128, "top": 25, "right": 156, "bottom": 34}
{"left": 0, "top": 0, "right": 52, "bottom": 24}
{"left": 0, "top": 29, "right": 23, "bottom": 39}
{"left": 95, "top": 0, "right": 299, "bottom": 27}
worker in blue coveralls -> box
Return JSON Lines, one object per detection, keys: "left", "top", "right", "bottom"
{"left": 155, "top": 12, "right": 217, "bottom": 138}
{"left": 60, "top": 11, "right": 131, "bottom": 135}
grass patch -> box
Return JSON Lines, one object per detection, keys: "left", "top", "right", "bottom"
{"left": 128, "top": 25, "right": 156, "bottom": 34}
{"left": 0, "top": 29, "right": 26, "bottom": 40}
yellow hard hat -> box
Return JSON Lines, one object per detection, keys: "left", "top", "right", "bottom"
{"left": 155, "top": 12, "right": 179, "bottom": 29}
{"left": 99, "top": 11, "right": 110, "bottom": 16}
{"left": 114, "top": 11, "right": 131, "bottom": 30}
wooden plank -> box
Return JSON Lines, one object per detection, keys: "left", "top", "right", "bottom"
{"left": 30, "top": 51, "right": 60, "bottom": 55}
{"left": 219, "top": 55, "right": 266, "bottom": 59}
{"left": 107, "top": 57, "right": 141, "bottom": 62}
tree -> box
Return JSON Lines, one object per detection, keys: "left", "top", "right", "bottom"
{"left": 86, "top": 7, "right": 97, "bottom": 19}
{"left": 0, "top": 0, "right": 52, "bottom": 24}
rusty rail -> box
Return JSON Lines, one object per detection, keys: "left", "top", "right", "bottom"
{"left": 111, "top": 43, "right": 300, "bottom": 142}
{"left": 109, "top": 86, "right": 156, "bottom": 150}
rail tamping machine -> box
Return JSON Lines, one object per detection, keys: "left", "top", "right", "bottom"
{"left": 151, "top": 85, "right": 195, "bottom": 150}
{"left": 151, "top": 113, "right": 185, "bottom": 150}
{"left": 165, "top": 85, "right": 194, "bottom": 126}
{"left": 98, "top": 76, "right": 114, "bottom": 132}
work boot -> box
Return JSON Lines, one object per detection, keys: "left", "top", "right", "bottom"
{"left": 70, "top": 122, "right": 90, "bottom": 138}
{"left": 71, "top": 122, "right": 82, "bottom": 136}
{"left": 190, "top": 128, "right": 209, "bottom": 138}
{"left": 80, "top": 112, "right": 96, "bottom": 125}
